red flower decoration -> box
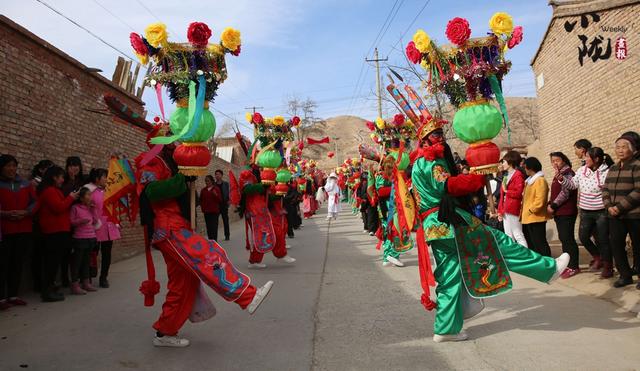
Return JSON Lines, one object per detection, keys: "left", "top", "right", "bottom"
{"left": 187, "top": 22, "right": 212, "bottom": 48}
{"left": 365, "top": 121, "right": 375, "bottom": 131}
{"left": 508, "top": 26, "right": 523, "bottom": 49}
{"left": 393, "top": 114, "right": 405, "bottom": 126}
{"left": 445, "top": 17, "right": 471, "bottom": 46}
{"left": 232, "top": 45, "right": 241, "bottom": 56}
{"left": 252, "top": 112, "right": 264, "bottom": 124}
{"left": 405, "top": 41, "right": 422, "bottom": 64}
{"left": 292, "top": 116, "right": 301, "bottom": 127}
{"left": 130, "top": 33, "right": 149, "bottom": 56}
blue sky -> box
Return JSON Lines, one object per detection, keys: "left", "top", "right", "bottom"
{"left": 2, "top": 0, "right": 552, "bottom": 137}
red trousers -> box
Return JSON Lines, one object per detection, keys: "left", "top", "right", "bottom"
{"left": 249, "top": 214, "right": 288, "bottom": 263}
{"left": 153, "top": 240, "right": 257, "bottom": 336}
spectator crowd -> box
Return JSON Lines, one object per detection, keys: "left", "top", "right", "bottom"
{"left": 471, "top": 131, "right": 640, "bottom": 290}
{"left": 1, "top": 155, "right": 120, "bottom": 309}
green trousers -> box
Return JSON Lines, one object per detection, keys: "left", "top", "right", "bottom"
{"left": 382, "top": 239, "right": 400, "bottom": 261}
{"left": 430, "top": 226, "right": 556, "bottom": 335}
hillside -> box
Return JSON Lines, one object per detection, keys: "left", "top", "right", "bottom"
{"left": 301, "top": 97, "right": 539, "bottom": 171}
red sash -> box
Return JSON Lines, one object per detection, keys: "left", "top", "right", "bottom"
{"left": 416, "top": 207, "right": 438, "bottom": 311}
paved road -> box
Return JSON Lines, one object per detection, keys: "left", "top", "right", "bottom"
{"left": 1, "top": 208, "right": 640, "bottom": 371}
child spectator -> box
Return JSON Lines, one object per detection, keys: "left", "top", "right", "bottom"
{"left": 69, "top": 187, "right": 98, "bottom": 295}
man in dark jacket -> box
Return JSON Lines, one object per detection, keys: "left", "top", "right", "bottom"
{"left": 214, "top": 169, "right": 231, "bottom": 241}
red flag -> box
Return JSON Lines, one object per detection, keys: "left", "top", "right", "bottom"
{"left": 307, "top": 136, "right": 330, "bottom": 145}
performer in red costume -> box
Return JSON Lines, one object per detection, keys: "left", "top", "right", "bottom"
{"left": 233, "top": 166, "right": 296, "bottom": 269}
{"left": 137, "top": 131, "right": 273, "bottom": 348}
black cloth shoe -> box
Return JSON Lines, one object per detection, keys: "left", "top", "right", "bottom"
{"left": 99, "top": 278, "right": 110, "bottom": 288}
{"left": 613, "top": 277, "right": 633, "bottom": 288}
{"left": 41, "top": 290, "right": 65, "bottom": 302}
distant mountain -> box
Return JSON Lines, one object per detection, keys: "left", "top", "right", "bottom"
{"left": 301, "top": 97, "right": 539, "bottom": 171}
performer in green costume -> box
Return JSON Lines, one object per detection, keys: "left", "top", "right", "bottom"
{"left": 411, "top": 119, "right": 570, "bottom": 342}
{"left": 374, "top": 163, "right": 403, "bottom": 267}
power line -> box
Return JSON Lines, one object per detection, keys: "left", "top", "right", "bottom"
{"left": 391, "top": 0, "right": 432, "bottom": 51}
{"left": 375, "top": 0, "right": 405, "bottom": 51}
{"left": 33, "top": 0, "right": 140, "bottom": 63}
{"left": 90, "top": 0, "right": 137, "bottom": 32}
{"left": 366, "top": 0, "right": 400, "bottom": 57}
{"left": 134, "top": 0, "right": 179, "bottom": 36}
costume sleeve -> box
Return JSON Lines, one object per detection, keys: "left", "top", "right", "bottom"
{"left": 445, "top": 174, "right": 485, "bottom": 197}
{"left": 375, "top": 175, "right": 391, "bottom": 198}
{"left": 562, "top": 169, "right": 580, "bottom": 191}
{"left": 616, "top": 164, "right": 640, "bottom": 214}
{"left": 145, "top": 173, "right": 187, "bottom": 202}
{"left": 243, "top": 183, "right": 266, "bottom": 195}
{"left": 602, "top": 170, "right": 612, "bottom": 209}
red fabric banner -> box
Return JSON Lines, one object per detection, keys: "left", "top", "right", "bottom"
{"left": 307, "top": 136, "right": 330, "bottom": 145}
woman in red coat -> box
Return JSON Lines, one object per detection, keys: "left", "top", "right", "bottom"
{"left": 497, "top": 151, "right": 528, "bottom": 247}
{"left": 37, "top": 166, "right": 78, "bottom": 302}
{"left": 200, "top": 175, "right": 222, "bottom": 241}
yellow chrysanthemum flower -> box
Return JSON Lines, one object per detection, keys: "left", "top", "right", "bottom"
{"left": 412, "top": 29, "right": 431, "bottom": 53}
{"left": 489, "top": 12, "right": 514, "bottom": 36}
{"left": 245, "top": 112, "right": 253, "bottom": 123}
{"left": 375, "top": 117, "right": 385, "bottom": 130}
{"left": 145, "top": 22, "right": 168, "bottom": 47}
{"left": 272, "top": 116, "right": 285, "bottom": 126}
{"left": 207, "top": 43, "right": 224, "bottom": 55}
{"left": 221, "top": 27, "right": 241, "bottom": 51}
{"left": 420, "top": 59, "right": 430, "bottom": 71}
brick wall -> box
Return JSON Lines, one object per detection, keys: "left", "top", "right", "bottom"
{"left": 532, "top": 3, "right": 639, "bottom": 174}
{"left": 0, "top": 16, "right": 245, "bottom": 262}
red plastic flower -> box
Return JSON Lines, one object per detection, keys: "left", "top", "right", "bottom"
{"left": 129, "top": 33, "right": 149, "bottom": 56}
{"left": 365, "top": 121, "right": 375, "bottom": 131}
{"left": 187, "top": 22, "right": 212, "bottom": 48}
{"left": 445, "top": 17, "right": 471, "bottom": 46}
{"left": 508, "top": 26, "right": 523, "bottom": 49}
{"left": 393, "top": 114, "right": 405, "bottom": 126}
{"left": 232, "top": 45, "right": 241, "bottom": 56}
{"left": 252, "top": 112, "right": 264, "bottom": 124}
{"left": 292, "top": 116, "right": 301, "bottom": 127}
{"left": 405, "top": 41, "right": 422, "bottom": 64}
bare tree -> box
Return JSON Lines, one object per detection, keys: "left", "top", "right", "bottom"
{"left": 214, "top": 118, "right": 237, "bottom": 139}
{"left": 286, "top": 96, "right": 301, "bottom": 117}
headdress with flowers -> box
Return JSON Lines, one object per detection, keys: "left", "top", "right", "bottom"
{"left": 405, "top": 12, "right": 523, "bottom": 174}
{"left": 129, "top": 21, "right": 242, "bottom": 176}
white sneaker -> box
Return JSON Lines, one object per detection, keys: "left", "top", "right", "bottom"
{"left": 278, "top": 256, "right": 296, "bottom": 264}
{"left": 153, "top": 335, "right": 190, "bottom": 347}
{"left": 387, "top": 256, "right": 404, "bottom": 267}
{"left": 248, "top": 263, "right": 267, "bottom": 269}
{"left": 382, "top": 261, "right": 391, "bottom": 267}
{"left": 247, "top": 280, "right": 274, "bottom": 315}
{"left": 433, "top": 330, "right": 468, "bottom": 343}
{"left": 363, "top": 230, "right": 368, "bottom": 234}
{"left": 549, "top": 253, "right": 570, "bottom": 283}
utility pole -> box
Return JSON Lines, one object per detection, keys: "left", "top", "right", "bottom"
{"left": 244, "top": 106, "right": 264, "bottom": 114}
{"left": 365, "top": 48, "right": 388, "bottom": 119}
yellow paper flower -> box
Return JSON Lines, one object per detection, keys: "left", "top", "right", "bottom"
{"left": 245, "top": 112, "right": 253, "bottom": 123}
{"left": 272, "top": 116, "right": 285, "bottom": 126}
{"left": 375, "top": 117, "right": 385, "bottom": 130}
{"left": 412, "top": 29, "right": 431, "bottom": 53}
{"left": 221, "top": 27, "right": 241, "bottom": 51}
{"left": 420, "top": 59, "right": 430, "bottom": 71}
{"left": 207, "top": 43, "right": 224, "bottom": 55}
{"left": 135, "top": 53, "right": 149, "bottom": 65}
{"left": 489, "top": 12, "right": 514, "bottom": 36}
{"left": 145, "top": 22, "right": 168, "bottom": 47}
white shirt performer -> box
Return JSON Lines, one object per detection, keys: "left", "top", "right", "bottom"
{"left": 324, "top": 173, "right": 342, "bottom": 220}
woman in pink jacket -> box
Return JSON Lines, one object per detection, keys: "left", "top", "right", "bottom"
{"left": 497, "top": 151, "right": 528, "bottom": 247}
{"left": 86, "top": 168, "right": 121, "bottom": 288}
